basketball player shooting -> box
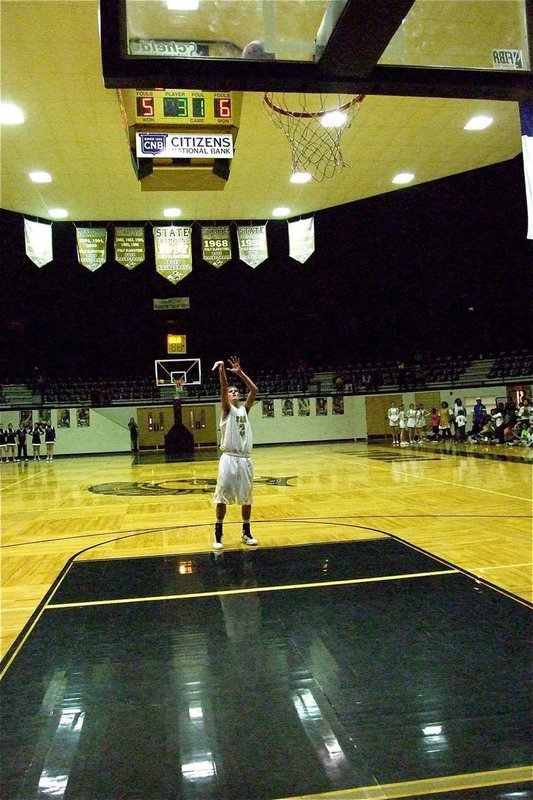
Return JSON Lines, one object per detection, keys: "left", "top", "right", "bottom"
{"left": 211, "top": 357, "right": 258, "bottom": 550}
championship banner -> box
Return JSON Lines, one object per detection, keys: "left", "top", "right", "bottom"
{"left": 201, "top": 225, "right": 232, "bottom": 267}
{"left": 237, "top": 225, "right": 268, "bottom": 268}
{"left": 153, "top": 297, "right": 190, "bottom": 310}
{"left": 288, "top": 217, "right": 315, "bottom": 263}
{"left": 24, "top": 219, "right": 53, "bottom": 267}
{"left": 153, "top": 226, "right": 192, "bottom": 284}
{"left": 519, "top": 102, "right": 533, "bottom": 239}
{"left": 76, "top": 227, "right": 107, "bottom": 271}
{"left": 114, "top": 226, "right": 145, "bottom": 269}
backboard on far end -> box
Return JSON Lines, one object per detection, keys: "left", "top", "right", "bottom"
{"left": 155, "top": 358, "right": 202, "bottom": 386}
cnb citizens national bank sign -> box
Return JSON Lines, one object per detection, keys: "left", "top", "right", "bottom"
{"left": 136, "top": 132, "right": 234, "bottom": 158}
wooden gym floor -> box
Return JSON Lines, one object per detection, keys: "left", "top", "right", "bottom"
{"left": 1, "top": 441, "right": 531, "bottom": 799}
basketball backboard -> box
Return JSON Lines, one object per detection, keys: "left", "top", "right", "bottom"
{"left": 155, "top": 358, "right": 202, "bottom": 386}
{"left": 100, "top": 0, "right": 531, "bottom": 100}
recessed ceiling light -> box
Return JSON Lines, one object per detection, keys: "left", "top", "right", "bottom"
{"left": 29, "top": 171, "right": 52, "bottom": 183}
{"left": 392, "top": 172, "right": 415, "bottom": 185}
{"left": 0, "top": 102, "right": 24, "bottom": 125}
{"left": 290, "top": 171, "right": 312, "bottom": 184}
{"left": 166, "top": 0, "right": 199, "bottom": 9}
{"left": 464, "top": 115, "right": 493, "bottom": 131}
{"left": 321, "top": 110, "right": 347, "bottom": 128}
{"left": 48, "top": 208, "right": 68, "bottom": 219}
{"left": 272, "top": 207, "right": 290, "bottom": 217}
{"left": 163, "top": 207, "right": 182, "bottom": 217}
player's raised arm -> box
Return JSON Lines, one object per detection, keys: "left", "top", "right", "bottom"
{"left": 227, "top": 356, "right": 257, "bottom": 412}
{"left": 212, "top": 360, "right": 231, "bottom": 415}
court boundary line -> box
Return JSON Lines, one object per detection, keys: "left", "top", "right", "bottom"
{"left": 276, "top": 765, "right": 533, "bottom": 799}
{"left": 2, "top": 513, "right": 530, "bottom": 550}
{"left": 45, "top": 568, "right": 458, "bottom": 610}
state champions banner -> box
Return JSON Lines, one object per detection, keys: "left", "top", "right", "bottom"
{"left": 24, "top": 218, "right": 53, "bottom": 267}
{"left": 288, "top": 217, "right": 315, "bottom": 263}
{"left": 76, "top": 227, "right": 107, "bottom": 271}
{"left": 153, "top": 226, "right": 192, "bottom": 283}
{"left": 114, "top": 227, "right": 145, "bottom": 269}
{"left": 237, "top": 225, "right": 268, "bottom": 268}
{"left": 201, "top": 225, "right": 231, "bottom": 267}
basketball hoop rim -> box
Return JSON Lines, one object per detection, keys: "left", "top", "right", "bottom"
{"left": 263, "top": 93, "right": 366, "bottom": 119}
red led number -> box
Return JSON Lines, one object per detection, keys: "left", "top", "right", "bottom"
{"left": 214, "top": 98, "right": 231, "bottom": 118}
{"left": 136, "top": 96, "right": 154, "bottom": 117}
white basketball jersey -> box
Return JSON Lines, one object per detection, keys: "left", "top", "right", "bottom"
{"left": 220, "top": 405, "right": 253, "bottom": 455}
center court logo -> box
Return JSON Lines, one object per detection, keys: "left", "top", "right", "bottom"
{"left": 88, "top": 476, "right": 295, "bottom": 496}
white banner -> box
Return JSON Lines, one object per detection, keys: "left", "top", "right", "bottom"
{"left": 288, "top": 217, "right": 315, "bottom": 263}
{"left": 154, "top": 226, "right": 193, "bottom": 283}
{"left": 114, "top": 226, "right": 145, "bottom": 269}
{"left": 24, "top": 219, "right": 53, "bottom": 267}
{"left": 237, "top": 225, "right": 268, "bottom": 268}
{"left": 201, "top": 225, "right": 232, "bottom": 267}
{"left": 76, "top": 227, "right": 107, "bottom": 271}
{"left": 136, "top": 132, "right": 233, "bottom": 158}
{"left": 520, "top": 102, "right": 533, "bottom": 240}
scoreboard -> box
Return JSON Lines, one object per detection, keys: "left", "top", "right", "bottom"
{"left": 135, "top": 90, "right": 234, "bottom": 126}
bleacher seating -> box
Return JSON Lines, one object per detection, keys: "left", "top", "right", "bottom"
{"left": 0, "top": 352, "right": 531, "bottom": 410}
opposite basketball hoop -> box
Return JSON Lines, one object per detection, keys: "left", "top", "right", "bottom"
{"left": 264, "top": 92, "right": 365, "bottom": 182}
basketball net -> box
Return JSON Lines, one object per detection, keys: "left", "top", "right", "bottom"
{"left": 264, "top": 92, "right": 365, "bottom": 182}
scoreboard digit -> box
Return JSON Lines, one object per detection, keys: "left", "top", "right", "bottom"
{"left": 136, "top": 95, "right": 154, "bottom": 117}
{"left": 214, "top": 97, "right": 231, "bottom": 119}
{"left": 192, "top": 96, "right": 205, "bottom": 118}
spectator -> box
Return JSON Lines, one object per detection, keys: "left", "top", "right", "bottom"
{"left": 472, "top": 397, "right": 486, "bottom": 435}
{"left": 5, "top": 423, "right": 16, "bottom": 462}
{"left": 455, "top": 407, "right": 467, "bottom": 442}
{"left": 429, "top": 407, "right": 440, "bottom": 441}
{"left": 44, "top": 423, "right": 56, "bottom": 461}
{"left": 406, "top": 402, "right": 417, "bottom": 444}
{"left": 387, "top": 400, "right": 401, "bottom": 446}
{"left": 415, "top": 403, "right": 427, "bottom": 443}
{"left": 491, "top": 403, "right": 505, "bottom": 445}
{"left": 16, "top": 423, "right": 29, "bottom": 462}
{"left": 438, "top": 401, "right": 452, "bottom": 440}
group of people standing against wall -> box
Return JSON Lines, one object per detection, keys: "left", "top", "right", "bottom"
{"left": 387, "top": 396, "right": 532, "bottom": 447}
{"left": 387, "top": 401, "right": 429, "bottom": 447}
{"left": 0, "top": 421, "right": 56, "bottom": 462}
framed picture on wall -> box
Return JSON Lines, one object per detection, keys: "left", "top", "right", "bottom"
{"left": 298, "top": 398, "right": 310, "bottom": 417}
{"left": 58, "top": 409, "right": 71, "bottom": 428}
{"left": 19, "top": 410, "right": 32, "bottom": 428}
{"left": 77, "top": 407, "right": 90, "bottom": 427}
{"left": 332, "top": 396, "right": 344, "bottom": 415}
{"left": 262, "top": 399, "right": 274, "bottom": 418}
{"left": 282, "top": 398, "right": 294, "bottom": 416}
{"left": 39, "top": 409, "right": 51, "bottom": 426}
{"left": 316, "top": 397, "right": 327, "bottom": 416}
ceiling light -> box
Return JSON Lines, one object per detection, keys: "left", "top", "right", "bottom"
{"left": 48, "top": 208, "right": 68, "bottom": 219}
{"left": 272, "top": 207, "right": 290, "bottom": 217}
{"left": 321, "top": 110, "right": 347, "bottom": 128}
{"left": 392, "top": 172, "right": 415, "bottom": 185}
{"left": 464, "top": 115, "right": 493, "bottom": 131}
{"left": 0, "top": 102, "right": 24, "bottom": 125}
{"left": 166, "top": 0, "right": 199, "bottom": 9}
{"left": 29, "top": 171, "right": 52, "bottom": 183}
{"left": 163, "top": 207, "right": 181, "bottom": 217}
{"left": 290, "top": 171, "right": 312, "bottom": 184}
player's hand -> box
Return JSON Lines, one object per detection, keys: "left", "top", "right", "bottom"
{"left": 212, "top": 360, "right": 224, "bottom": 371}
{"left": 227, "top": 356, "right": 241, "bottom": 374}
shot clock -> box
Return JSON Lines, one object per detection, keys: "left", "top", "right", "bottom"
{"left": 135, "top": 90, "right": 234, "bottom": 126}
